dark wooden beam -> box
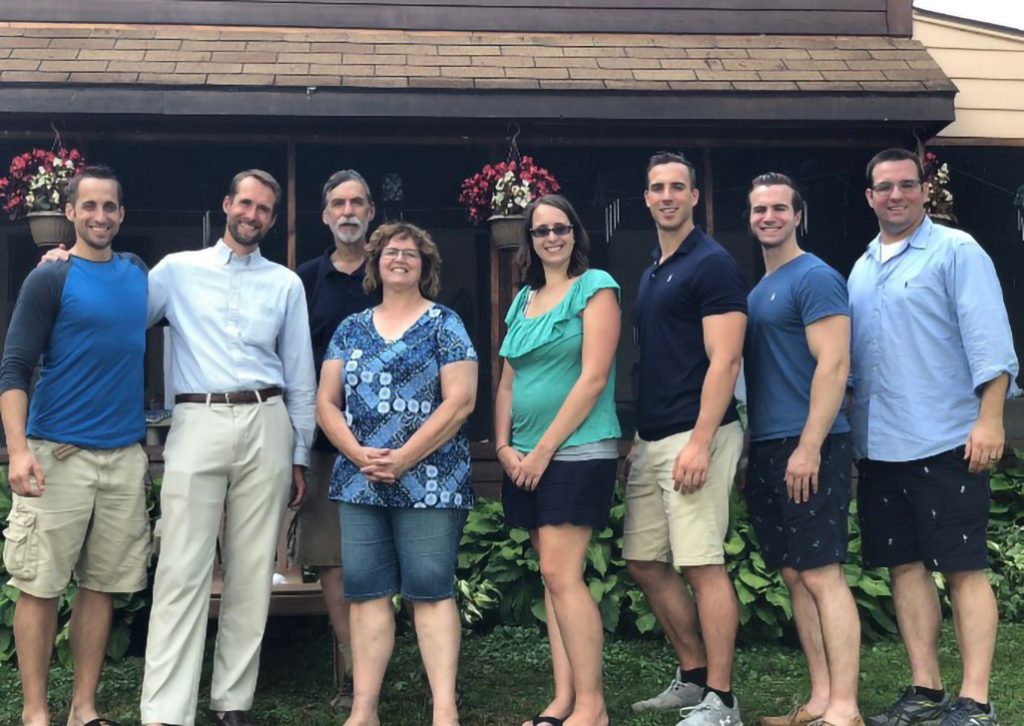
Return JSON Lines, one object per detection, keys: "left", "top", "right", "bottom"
{"left": 286, "top": 140, "right": 297, "bottom": 270}
{"left": 703, "top": 148, "right": 715, "bottom": 236}
{"left": 5, "top": 0, "right": 893, "bottom": 35}
{"left": 0, "top": 87, "right": 956, "bottom": 131}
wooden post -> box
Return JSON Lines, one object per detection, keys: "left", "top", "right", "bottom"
{"left": 286, "top": 140, "right": 297, "bottom": 271}
{"left": 703, "top": 148, "right": 715, "bottom": 236}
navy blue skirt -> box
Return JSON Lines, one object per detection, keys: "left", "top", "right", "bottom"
{"left": 501, "top": 457, "right": 617, "bottom": 531}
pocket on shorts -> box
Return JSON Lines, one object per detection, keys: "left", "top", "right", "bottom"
{"left": 3, "top": 509, "right": 39, "bottom": 580}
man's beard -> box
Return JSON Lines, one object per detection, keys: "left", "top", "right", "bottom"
{"left": 228, "top": 219, "right": 265, "bottom": 247}
{"left": 334, "top": 216, "right": 367, "bottom": 245}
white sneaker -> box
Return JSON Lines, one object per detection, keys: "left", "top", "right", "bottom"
{"left": 674, "top": 691, "right": 743, "bottom": 726}
{"left": 630, "top": 667, "right": 705, "bottom": 713}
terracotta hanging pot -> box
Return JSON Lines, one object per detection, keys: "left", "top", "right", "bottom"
{"left": 26, "top": 210, "right": 75, "bottom": 248}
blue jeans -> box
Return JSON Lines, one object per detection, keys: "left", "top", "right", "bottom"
{"left": 339, "top": 503, "right": 467, "bottom": 601}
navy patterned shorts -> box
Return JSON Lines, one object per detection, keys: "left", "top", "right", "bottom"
{"left": 746, "top": 433, "right": 852, "bottom": 571}
{"left": 858, "top": 447, "right": 990, "bottom": 573}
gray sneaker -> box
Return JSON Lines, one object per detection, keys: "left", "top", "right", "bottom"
{"left": 938, "top": 698, "right": 998, "bottom": 725}
{"left": 674, "top": 691, "right": 743, "bottom": 726}
{"left": 868, "top": 687, "right": 951, "bottom": 725}
{"left": 631, "top": 668, "right": 704, "bottom": 713}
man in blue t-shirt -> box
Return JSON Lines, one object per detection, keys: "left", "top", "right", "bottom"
{"left": 743, "top": 173, "right": 862, "bottom": 726}
{"left": 0, "top": 166, "right": 150, "bottom": 726}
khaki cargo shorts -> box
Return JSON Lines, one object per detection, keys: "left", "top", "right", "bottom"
{"left": 623, "top": 421, "right": 743, "bottom": 567}
{"left": 3, "top": 439, "right": 151, "bottom": 599}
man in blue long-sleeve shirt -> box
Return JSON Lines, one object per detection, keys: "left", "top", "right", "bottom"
{"left": 0, "top": 166, "right": 151, "bottom": 726}
{"left": 848, "top": 148, "right": 1018, "bottom": 726}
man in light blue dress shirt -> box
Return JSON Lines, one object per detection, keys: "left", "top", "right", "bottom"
{"left": 848, "top": 149, "right": 1017, "bottom": 726}
{"left": 139, "top": 170, "right": 316, "bottom": 726}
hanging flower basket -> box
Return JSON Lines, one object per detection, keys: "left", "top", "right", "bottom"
{"left": 26, "top": 210, "right": 76, "bottom": 248}
{"left": 458, "top": 155, "right": 560, "bottom": 225}
{"left": 0, "top": 147, "right": 87, "bottom": 246}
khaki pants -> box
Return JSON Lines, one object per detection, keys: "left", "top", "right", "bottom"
{"left": 140, "top": 399, "right": 293, "bottom": 725}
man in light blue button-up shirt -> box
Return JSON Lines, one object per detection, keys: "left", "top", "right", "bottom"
{"left": 849, "top": 148, "right": 1017, "bottom": 726}
{"left": 140, "top": 170, "right": 316, "bottom": 726}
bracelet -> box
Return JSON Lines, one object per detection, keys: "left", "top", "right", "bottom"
{"left": 495, "top": 444, "right": 510, "bottom": 454}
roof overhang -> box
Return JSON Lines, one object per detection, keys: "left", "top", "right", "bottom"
{"left": 0, "top": 22, "right": 958, "bottom": 141}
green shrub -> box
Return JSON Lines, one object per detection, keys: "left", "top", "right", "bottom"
{"left": 988, "top": 458, "right": 1024, "bottom": 622}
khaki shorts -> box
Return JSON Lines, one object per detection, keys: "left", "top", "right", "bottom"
{"left": 623, "top": 421, "right": 743, "bottom": 567}
{"left": 297, "top": 448, "right": 342, "bottom": 567}
{"left": 3, "top": 439, "right": 151, "bottom": 599}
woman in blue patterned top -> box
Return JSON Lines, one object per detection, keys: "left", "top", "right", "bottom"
{"left": 316, "top": 221, "right": 477, "bottom": 726}
{"left": 495, "top": 195, "right": 621, "bottom": 726}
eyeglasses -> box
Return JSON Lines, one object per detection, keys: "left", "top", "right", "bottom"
{"left": 870, "top": 179, "right": 922, "bottom": 195}
{"left": 530, "top": 224, "right": 573, "bottom": 239}
{"left": 381, "top": 248, "right": 421, "bottom": 260}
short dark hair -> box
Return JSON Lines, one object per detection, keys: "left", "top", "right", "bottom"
{"left": 67, "top": 165, "right": 123, "bottom": 207}
{"left": 321, "top": 169, "right": 374, "bottom": 208}
{"left": 646, "top": 151, "right": 698, "bottom": 190}
{"left": 865, "top": 148, "right": 925, "bottom": 186}
{"left": 748, "top": 172, "right": 805, "bottom": 217}
{"left": 227, "top": 169, "right": 282, "bottom": 213}
{"left": 363, "top": 221, "right": 442, "bottom": 299}
{"left": 516, "top": 194, "right": 590, "bottom": 289}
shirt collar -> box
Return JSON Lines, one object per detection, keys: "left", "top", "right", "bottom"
{"left": 320, "top": 247, "right": 366, "bottom": 279}
{"left": 213, "top": 238, "right": 262, "bottom": 266}
{"left": 865, "top": 215, "right": 933, "bottom": 261}
{"left": 650, "top": 225, "right": 704, "bottom": 262}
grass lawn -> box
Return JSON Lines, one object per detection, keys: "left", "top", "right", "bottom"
{"left": 1, "top": 620, "right": 1022, "bottom": 725}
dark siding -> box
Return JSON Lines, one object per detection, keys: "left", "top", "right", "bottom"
{"left": 5, "top": 0, "right": 913, "bottom": 36}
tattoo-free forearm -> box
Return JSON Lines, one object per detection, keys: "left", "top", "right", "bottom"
{"left": 0, "top": 389, "right": 30, "bottom": 455}
{"left": 800, "top": 354, "right": 849, "bottom": 451}
{"left": 977, "top": 373, "right": 1010, "bottom": 425}
{"left": 690, "top": 355, "right": 742, "bottom": 447}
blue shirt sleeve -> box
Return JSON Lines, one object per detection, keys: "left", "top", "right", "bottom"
{"left": 947, "top": 238, "right": 1019, "bottom": 392}
{"left": 435, "top": 308, "right": 478, "bottom": 367}
{"left": 0, "top": 262, "right": 68, "bottom": 394}
{"left": 324, "top": 316, "right": 353, "bottom": 362}
{"left": 795, "top": 264, "right": 849, "bottom": 327}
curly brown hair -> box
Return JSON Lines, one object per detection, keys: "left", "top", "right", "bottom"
{"left": 363, "top": 221, "right": 442, "bottom": 299}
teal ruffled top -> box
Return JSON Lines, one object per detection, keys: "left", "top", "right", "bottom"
{"left": 500, "top": 268, "right": 622, "bottom": 453}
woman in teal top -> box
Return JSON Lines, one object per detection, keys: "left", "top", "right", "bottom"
{"left": 495, "top": 194, "right": 621, "bottom": 726}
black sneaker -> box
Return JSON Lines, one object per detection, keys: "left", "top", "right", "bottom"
{"left": 868, "top": 686, "right": 950, "bottom": 725}
{"left": 937, "top": 698, "right": 998, "bottom": 725}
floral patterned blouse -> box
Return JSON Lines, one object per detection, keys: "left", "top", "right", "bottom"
{"left": 325, "top": 304, "right": 477, "bottom": 509}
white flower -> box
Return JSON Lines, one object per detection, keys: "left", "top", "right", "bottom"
{"left": 408, "top": 400, "right": 420, "bottom": 413}
{"left": 360, "top": 370, "right": 374, "bottom": 383}
{"left": 351, "top": 349, "right": 363, "bottom": 359}
{"left": 378, "top": 386, "right": 391, "bottom": 400}
{"left": 347, "top": 374, "right": 358, "bottom": 386}
{"left": 426, "top": 465, "right": 439, "bottom": 477}
{"left": 379, "top": 371, "right": 391, "bottom": 384}
{"left": 377, "top": 401, "right": 391, "bottom": 414}
{"left": 345, "top": 360, "right": 358, "bottom": 371}
{"left": 393, "top": 398, "right": 406, "bottom": 412}
{"left": 421, "top": 401, "right": 432, "bottom": 414}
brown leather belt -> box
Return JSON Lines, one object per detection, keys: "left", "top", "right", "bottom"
{"left": 174, "top": 387, "right": 282, "bottom": 405}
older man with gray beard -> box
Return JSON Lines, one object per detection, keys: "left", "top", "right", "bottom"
{"left": 295, "top": 170, "right": 378, "bottom": 708}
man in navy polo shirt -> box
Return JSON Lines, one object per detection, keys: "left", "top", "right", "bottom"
{"left": 625, "top": 152, "right": 747, "bottom": 726}
{"left": 295, "top": 169, "right": 377, "bottom": 705}
{"left": 744, "top": 173, "right": 862, "bottom": 726}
